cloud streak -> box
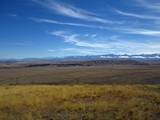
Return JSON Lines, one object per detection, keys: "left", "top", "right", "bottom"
{"left": 30, "top": 17, "right": 160, "bottom": 37}
{"left": 30, "top": 17, "right": 108, "bottom": 29}
{"left": 120, "top": 28, "right": 160, "bottom": 37}
{"left": 115, "top": 9, "right": 160, "bottom": 20}
{"left": 51, "top": 31, "right": 110, "bottom": 49}
{"left": 33, "top": 0, "right": 114, "bottom": 24}
{"left": 49, "top": 30, "right": 160, "bottom": 55}
{"left": 136, "top": 0, "right": 160, "bottom": 12}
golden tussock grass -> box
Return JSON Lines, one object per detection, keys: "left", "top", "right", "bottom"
{"left": 0, "top": 85, "right": 159, "bottom": 120}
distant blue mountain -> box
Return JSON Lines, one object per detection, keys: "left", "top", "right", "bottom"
{"left": 0, "top": 54, "right": 160, "bottom": 63}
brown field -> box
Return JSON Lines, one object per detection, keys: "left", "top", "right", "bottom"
{"left": 0, "top": 63, "right": 160, "bottom": 119}
{"left": 0, "top": 64, "right": 160, "bottom": 85}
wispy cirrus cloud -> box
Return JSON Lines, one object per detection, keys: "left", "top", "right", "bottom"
{"left": 115, "top": 9, "right": 160, "bottom": 20}
{"left": 120, "top": 28, "right": 160, "bottom": 37}
{"left": 32, "top": 0, "right": 115, "bottom": 24}
{"left": 50, "top": 31, "right": 110, "bottom": 49}
{"left": 30, "top": 1, "right": 160, "bottom": 38}
{"left": 30, "top": 17, "right": 108, "bottom": 29}
{"left": 136, "top": 0, "right": 160, "bottom": 12}
{"left": 49, "top": 30, "right": 160, "bottom": 55}
{"left": 30, "top": 17, "right": 160, "bottom": 37}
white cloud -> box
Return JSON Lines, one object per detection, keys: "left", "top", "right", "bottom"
{"left": 120, "top": 28, "right": 160, "bottom": 37}
{"left": 33, "top": 0, "right": 114, "bottom": 24}
{"left": 115, "top": 9, "right": 160, "bottom": 20}
{"left": 30, "top": 17, "right": 107, "bottom": 29}
{"left": 31, "top": 17, "right": 160, "bottom": 38}
{"left": 50, "top": 31, "right": 110, "bottom": 49}
{"left": 91, "top": 34, "right": 97, "bottom": 38}
{"left": 136, "top": 0, "right": 160, "bottom": 12}
{"left": 50, "top": 30, "right": 160, "bottom": 55}
{"left": 84, "top": 34, "right": 97, "bottom": 38}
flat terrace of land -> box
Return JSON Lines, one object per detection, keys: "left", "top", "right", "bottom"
{"left": 0, "top": 63, "right": 160, "bottom": 85}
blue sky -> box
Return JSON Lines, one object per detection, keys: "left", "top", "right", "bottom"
{"left": 0, "top": 0, "right": 160, "bottom": 59}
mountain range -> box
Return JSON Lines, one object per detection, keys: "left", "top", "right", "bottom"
{"left": 0, "top": 54, "right": 160, "bottom": 63}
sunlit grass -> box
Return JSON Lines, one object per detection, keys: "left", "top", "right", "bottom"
{"left": 0, "top": 85, "right": 159, "bottom": 120}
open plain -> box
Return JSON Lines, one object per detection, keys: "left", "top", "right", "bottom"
{"left": 0, "top": 60, "right": 160, "bottom": 85}
{"left": 0, "top": 61, "right": 160, "bottom": 120}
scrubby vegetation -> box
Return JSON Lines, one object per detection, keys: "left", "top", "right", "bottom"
{"left": 0, "top": 65, "right": 160, "bottom": 85}
{"left": 0, "top": 85, "right": 159, "bottom": 120}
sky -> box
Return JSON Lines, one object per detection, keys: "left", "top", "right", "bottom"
{"left": 0, "top": 0, "right": 160, "bottom": 59}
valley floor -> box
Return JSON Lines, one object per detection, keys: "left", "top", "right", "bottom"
{"left": 0, "top": 65, "right": 160, "bottom": 85}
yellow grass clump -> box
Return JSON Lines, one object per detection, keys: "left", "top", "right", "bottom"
{"left": 0, "top": 85, "right": 159, "bottom": 120}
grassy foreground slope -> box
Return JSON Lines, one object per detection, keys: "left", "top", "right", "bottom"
{"left": 0, "top": 85, "right": 160, "bottom": 120}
